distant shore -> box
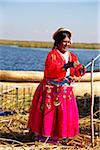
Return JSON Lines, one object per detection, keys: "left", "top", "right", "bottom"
{"left": 0, "top": 39, "right": 100, "bottom": 49}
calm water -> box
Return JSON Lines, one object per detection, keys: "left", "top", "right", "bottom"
{"left": 0, "top": 45, "right": 100, "bottom": 72}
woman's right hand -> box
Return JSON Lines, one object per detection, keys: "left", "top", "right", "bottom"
{"left": 73, "top": 61, "right": 80, "bottom": 68}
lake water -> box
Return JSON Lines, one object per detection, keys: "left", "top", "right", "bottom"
{"left": 0, "top": 45, "right": 100, "bottom": 72}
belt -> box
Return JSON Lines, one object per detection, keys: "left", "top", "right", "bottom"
{"left": 47, "top": 76, "right": 72, "bottom": 86}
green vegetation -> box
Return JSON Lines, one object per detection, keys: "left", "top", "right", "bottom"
{"left": 0, "top": 39, "right": 100, "bottom": 49}
{"left": 71, "top": 42, "right": 100, "bottom": 49}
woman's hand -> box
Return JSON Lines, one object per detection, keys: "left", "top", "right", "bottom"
{"left": 63, "top": 61, "right": 79, "bottom": 71}
{"left": 73, "top": 61, "right": 80, "bottom": 68}
{"left": 75, "top": 64, "right": 86, "bottom": 77}
{"left": 79, "top": 65, "right": 86, "bottom": 74}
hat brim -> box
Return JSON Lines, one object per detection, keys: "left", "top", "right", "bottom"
{"left": 53, "top": 28, "right": 72, "bottom": 40}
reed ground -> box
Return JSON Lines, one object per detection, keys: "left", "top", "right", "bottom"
{"left": 0, "top": 81, "right": 100, "bottom": 149}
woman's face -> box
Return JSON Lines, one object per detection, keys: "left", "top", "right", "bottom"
{"left": 58, "top": 36, "right": 71, "bottom": 53}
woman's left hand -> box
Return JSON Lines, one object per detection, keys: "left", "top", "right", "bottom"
{"left": 79, "top": 65, "right": 86, "bottom": 75}
{"left": 75, "top": 64, "right": 86, "bottom": 77}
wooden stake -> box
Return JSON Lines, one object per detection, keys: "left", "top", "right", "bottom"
{"left": 90, "top": 59, "right": 94, "bottom": 147}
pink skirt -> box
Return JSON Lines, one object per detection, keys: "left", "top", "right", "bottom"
{"left": 27, "top": 79, "right": 79, "bottom": 138}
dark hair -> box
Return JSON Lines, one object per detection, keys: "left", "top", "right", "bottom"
{"left": 53, "top": 31, "right": 71, "bottom": 49}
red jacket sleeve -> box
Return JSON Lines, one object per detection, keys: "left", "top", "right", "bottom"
{"left": 70, "top": 52, "right": 86, "bottom": 77}
{"left": 69, "top": 52, "right": 79, "bottom": 77}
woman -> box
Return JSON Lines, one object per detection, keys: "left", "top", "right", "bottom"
{"left": 27, "top": 27, "right": 85, "bottom": 143}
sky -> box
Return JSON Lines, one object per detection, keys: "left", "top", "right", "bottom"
{"left": 0, "top": 0, "right": 100, "bottom": 43}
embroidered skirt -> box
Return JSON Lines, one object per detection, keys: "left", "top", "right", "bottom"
{"left": 27, "top": 79, "right": 79, "bottom": 138}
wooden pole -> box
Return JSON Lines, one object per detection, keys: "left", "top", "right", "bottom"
{"left": 85, "top": 54, "right": 100, "bottom": 146}
{"left": 90, "top": 59, "right": 94, "bottom": 146}
{"left": 85, "top": 54, "right": 100, "bottom": 68}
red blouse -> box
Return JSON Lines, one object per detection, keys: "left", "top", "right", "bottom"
{"left": 44, "top": 49, "right": 80, "bottom": 80}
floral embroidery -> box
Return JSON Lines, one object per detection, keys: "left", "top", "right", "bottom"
{"left": 53, "top": 100, "right": 61, "bottom": 106}
{"left": 46, "top": 102, "right": 51, "bottom": 109}
{"left": 51, "top": 54, "right": 56, "bottom": 60}
{"left": 63, "top": 95, "right": 66, "bottom": 99}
